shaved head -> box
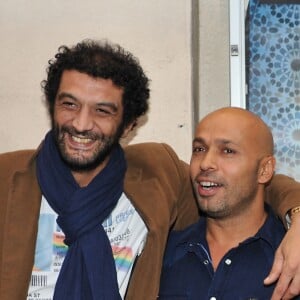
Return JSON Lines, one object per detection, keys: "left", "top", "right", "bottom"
{"left": 191, "top": 106, "right": 276, "bottom": 220}
{"left": 197, "top": 107, "right": 274, "bottom": 158}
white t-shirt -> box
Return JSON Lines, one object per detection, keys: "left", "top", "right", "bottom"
{"left": 27, "top": 193, "right": 148, "bottom": 300}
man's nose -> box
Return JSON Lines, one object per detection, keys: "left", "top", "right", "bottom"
{"left": 72, "top": 107, "right": 94, "bottom": 132}
{"left": 200, "top": 150, "right": 217, "bottom": 171}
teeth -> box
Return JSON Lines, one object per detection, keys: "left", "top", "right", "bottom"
{"left": 71, "top": 136, "right": 92, "bottom": 144}
{"left": 200, "top": 181, "right": 219, "bottom": 188}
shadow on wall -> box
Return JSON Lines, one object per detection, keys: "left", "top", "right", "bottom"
{"left": 120, "top": 114, "right": 149, "bottom": 147}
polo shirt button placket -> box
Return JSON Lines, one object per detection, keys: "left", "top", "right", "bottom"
{"left": 187, "top": 243, "right": 194, "bottom": 252}
{"left": 208, "top": 258, "right": 232, "bottom": 300}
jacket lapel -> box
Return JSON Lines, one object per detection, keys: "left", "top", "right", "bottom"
{"left": 124, "top": 165, "right": 154, "bottom": 227}
{"left": 1, "top": 158, "right": 42, "bottom": 299}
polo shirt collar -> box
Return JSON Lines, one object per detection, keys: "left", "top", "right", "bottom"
{"left": 163, "top": 204, "right": 285, "bottom": 267}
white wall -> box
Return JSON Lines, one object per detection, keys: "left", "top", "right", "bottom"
{"left": 198, "top": 0, "right": 230, "bottom": 120}
{"left": 0, "top": 0, "right": 230, "bottom": 162}
{"left": 0, "top": 0, "right": 194, "bottom": 161}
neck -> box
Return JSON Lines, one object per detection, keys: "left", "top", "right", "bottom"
{"left": 206, "top": 201, "right": 267, "bottom": 271}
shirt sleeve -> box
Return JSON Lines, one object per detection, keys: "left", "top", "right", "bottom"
{"left": 265, "top": 174, "right": 300, "bottom": 221}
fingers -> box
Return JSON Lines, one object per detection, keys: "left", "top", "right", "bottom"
{"left": 268, "top": 251, "right": 300, "bottom": 300}
{"left": 264, "top": 250, "right": 284, "bottom": 285}
{"left": 270, "top": 271, "right": 293, "bottom": 300}
{"left": 282, "top": 272, "right": 300, "bottom": 300}
{"left": 268, "top": 215, "right": 300, "bottom": 299}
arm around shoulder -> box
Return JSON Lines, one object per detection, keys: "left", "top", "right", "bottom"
{"left": 265, "top": 174, "right": 300, "bottom": 221}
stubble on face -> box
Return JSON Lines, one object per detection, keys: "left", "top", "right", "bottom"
{"left": 191, "top": 107, "right": 274, "bottom": 227}
{"left": 195, "top": 164, "right": 260, "bottom": 220}
{"left": 53, "top": 123, "right": 123, "bottom": 172}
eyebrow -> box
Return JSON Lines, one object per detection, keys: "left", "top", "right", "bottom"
{"left": 192, "top": 137, "right": 206, "bottom": 144}
{"left": 57, "top": 92, "right": 77, "bottom": 101}
{"left": 193, "top": 136, "right": 238, "bottom": 146}
{"left": 57, "top": 92, "right": 119, "bottom": 112}
{"left": 96, "top": 102, "right": 118, "bottom": 112}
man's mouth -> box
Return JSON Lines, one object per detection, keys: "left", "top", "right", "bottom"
{"left": 71, "top": 135, "right": 94, "bottom": 144}
{"left": 196, "top": 179, "right": 223, "bottom": 197}
{"left": 199, "top": 181, "right": 222, "bottom": 190}
{"left": 65, "top": 131, "right": 98, "bottom": 150}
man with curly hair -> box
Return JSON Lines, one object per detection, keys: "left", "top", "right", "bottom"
{"left": 0, "top": 39, "right": 300, "bottom": 300}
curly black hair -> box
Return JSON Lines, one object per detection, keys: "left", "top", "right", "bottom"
{"left": 42, "top": 39, "right": 150, "bottom": 128}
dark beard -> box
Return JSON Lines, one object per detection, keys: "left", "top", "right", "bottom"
{"left": 53, "top": 124, "right": 123, "bottom": 172}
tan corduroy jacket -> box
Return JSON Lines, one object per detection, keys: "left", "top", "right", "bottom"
{"left": 0, "top": 142, "right": 300, "bottom": 300}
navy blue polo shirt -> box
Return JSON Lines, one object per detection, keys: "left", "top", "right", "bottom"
{"left": 159, "top": 206, "right": 286, "bottom": 300}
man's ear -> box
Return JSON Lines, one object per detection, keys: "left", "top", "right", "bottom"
{"left": 258, "top": 156, "right": 276, "bottom": 184}
{"left": 121, "top": 120, "right": 136, "bottom": 138}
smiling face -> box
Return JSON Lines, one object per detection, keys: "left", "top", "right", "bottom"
{"left": 53, "top": 70, "right": 131, "bottom": 173}
{"left": 190, "top": 108, "right": 275, "bottom": 220}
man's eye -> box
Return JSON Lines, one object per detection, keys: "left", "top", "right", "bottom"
{"left": 96, "top": 108, "right": 112, "bottom": 115}
{"left": 224, "top": 148, "right": 235, "bottom": 154}
{"left": 193, "top": 147, "right": 205, "bottom": 153}
{"left": 62, "top": 101, "right": 76, "bottom": 107}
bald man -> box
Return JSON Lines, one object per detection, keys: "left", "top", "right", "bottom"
{"left": 159, "top": 107, "right": 298, "bottom": 299}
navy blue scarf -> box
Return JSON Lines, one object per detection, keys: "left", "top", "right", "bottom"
{"left": 36, "top": 131, "right": 124, "bottom": 300}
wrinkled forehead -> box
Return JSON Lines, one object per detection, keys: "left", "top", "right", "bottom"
{"left": 195, "top": 108, "right": 273, "bottom": 156}
{"left": 195, "top": 112, "right": 261, "bottom": 147}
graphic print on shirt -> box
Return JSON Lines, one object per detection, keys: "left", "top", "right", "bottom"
{"left": 104, "top": 212, "right": 133, "bottom": 272}
{"left": 28, "top": 194, "right": 147, "bottom": 300}
{"left": 33, "top": 214, "right": 55, "bottom": 271}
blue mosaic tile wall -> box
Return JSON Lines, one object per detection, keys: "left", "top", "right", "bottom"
{"left": 247, "top": 0, "right": 300, "bottom": 180}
